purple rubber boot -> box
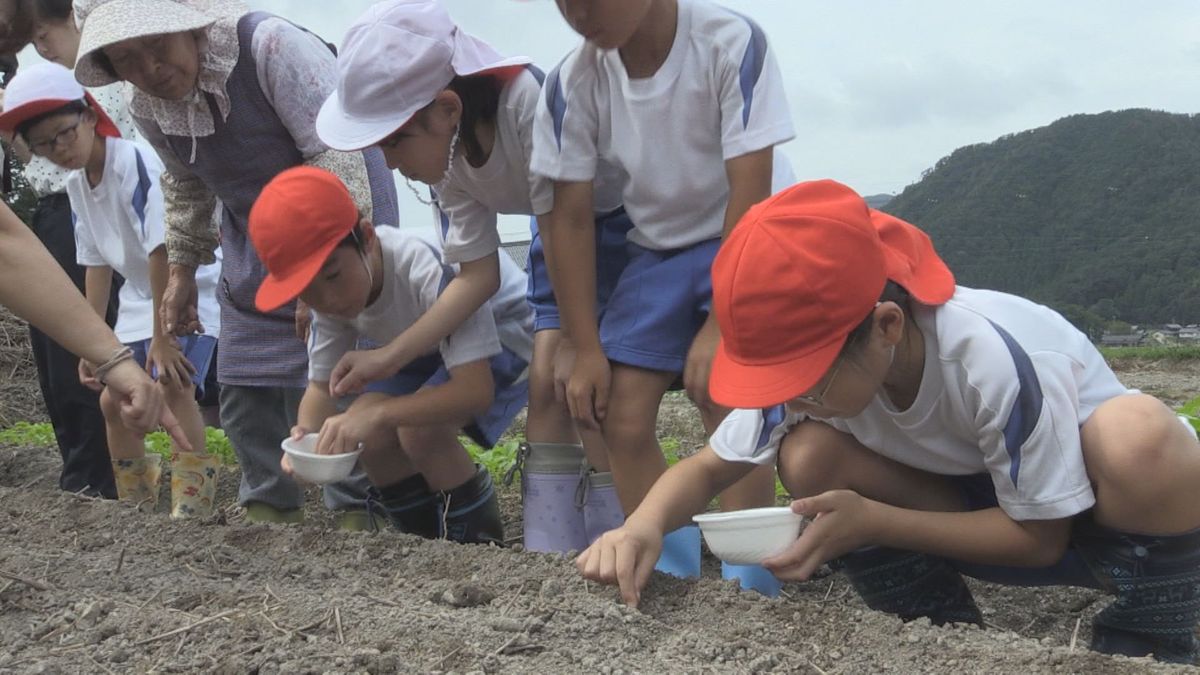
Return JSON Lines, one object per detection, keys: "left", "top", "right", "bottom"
{"left": 581, "top": 471, "right": 626, "bottom": 544}
{"left": 509, "top": 443, "right": 588, "bottom": 553}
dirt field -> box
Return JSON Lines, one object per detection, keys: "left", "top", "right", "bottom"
{"left": 1, "top": 303, "right": 1198, "bottom": 672}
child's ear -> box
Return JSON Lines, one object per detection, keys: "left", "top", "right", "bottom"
{"left": 876, "top": 301, "right": 907, "bottom": 347}
{"left": 358, "top": 218, "right": 376, "bottom": 244}
{"left": 81, "top": 107, "right": 99, "bottom": 129}
{"left": 430, "top": 89, "right": 463, "bottom": 132}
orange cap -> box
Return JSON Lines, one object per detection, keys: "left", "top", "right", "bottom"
{"left": 708, "top": 179, "right": 955, "bottom": 409}
{"left": 250, "top": 167, "right": 359, "bottom": 312}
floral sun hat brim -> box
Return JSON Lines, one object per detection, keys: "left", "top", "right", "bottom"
{"left": 73, "top": 0, "right": 229, "bottom": 87}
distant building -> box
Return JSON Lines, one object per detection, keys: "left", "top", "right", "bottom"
{"left": 1100, "top": 332, "right": 1145, "bottom": 347}
{"left": 1180, "top": 326, "right": 1200, "bottom": 341}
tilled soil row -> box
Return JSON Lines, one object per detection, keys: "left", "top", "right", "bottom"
{"left": 0, "top": 445, "right": 1191, "bottom": 674}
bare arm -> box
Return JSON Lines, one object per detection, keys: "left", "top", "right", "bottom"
{"left": 874, "top": 503, "right": 1071, "bottom": 568}
{"left": 384, "top": 254, "right": 500, "bottom": 369}
{"left": 329, "top": 253, "right": 501, "bottom": 396}
{"left": 625, "top": 446, "right": 757, "bottom": 536}
{"left": 576, "top": 446, "right": 755, "bottom": 606}
{"left": 0, "top": 202, "right": 189, "bottom": 445}
{"left": 684, "top": 147, "right": 776, "bottom": 406}
{"left": 147, "top": 246, "right": 169, "bottom": 341}
{"left": 83, "top": 266, "right": 113, "bottom": 322}
{"left": 545, "top": 181, "right": 609, "bottom": 427}
{"left": 762, "top": 491, "right": 1072, "bottom": 582}
{"left": 0, "top": 204, "right": 125, "bottom": 363}
{"left": 370, "top": 359, "right": 493, "bottom": 431}
{"left": 317, "top": 359, "right": 495, "bottom": 457}
{"left": 296, "top": 380, "right": 340, "bottom": 433}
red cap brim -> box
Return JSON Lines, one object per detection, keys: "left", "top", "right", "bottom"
{"left": 253, "top": 236, "right": 340, "bottom": 312}
{"left": 708, "top": 333, "right": 846, "bottom": 409}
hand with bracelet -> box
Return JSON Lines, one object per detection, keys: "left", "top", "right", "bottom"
{"left": 91, "top": 345, "right": 192, "bottom": 449}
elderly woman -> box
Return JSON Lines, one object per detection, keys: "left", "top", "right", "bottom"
{"left": 72, "top": 0, "right": 400, "bottom": 527}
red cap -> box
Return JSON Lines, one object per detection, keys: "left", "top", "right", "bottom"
{"left": 250, "top": 167, "right": 359, "bottom": 312}
{"left": 708, "top": 179, "right": 955, "bottom": 409}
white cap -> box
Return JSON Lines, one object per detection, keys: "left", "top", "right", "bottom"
{"left": 316, "top": 0, "right": 531, "bottom": 151}
{"left": 0, "top": 62, "right": 122, "bottom": 137}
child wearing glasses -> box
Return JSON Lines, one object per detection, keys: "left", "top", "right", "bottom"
{"left": 579, "top": 180, "right": 1200, "bottom": 665}
{"left": 0, "top": 62, "right": 222, "bottom": 518}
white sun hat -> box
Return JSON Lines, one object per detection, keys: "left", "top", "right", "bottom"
{"left": 72, "top": 0, "right": 243, "bottom": 87}
{"left": 316, "top": 0, "right": 531, "bottom": 152}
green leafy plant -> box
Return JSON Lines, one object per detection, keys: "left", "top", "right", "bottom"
{"left": 463, "top": 437, "right": 520, "bottom": 480}
{"left": 1177, "top": 396, "right": 1200, "bottom": 436}
{"left": 0, "top": 421, "right": 236, "bottom": 464}
{"left": 143, "top": 427, "right": 237, "bottom": 465}
{"left": 0, "top": 421, "right": 57, "bottom": 447}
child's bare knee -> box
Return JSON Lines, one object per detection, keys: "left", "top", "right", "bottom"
{"left": 777, "top": 422, "right": 846, "bottom": 497}
{"left": 396, "top": 426, "right": 455, "bottom": 463}
{"left": 1085, "top": 394, "right": 1183, "bottom": 481}
{"left": 601, "top": 409, "right": 655, "bottom": 455}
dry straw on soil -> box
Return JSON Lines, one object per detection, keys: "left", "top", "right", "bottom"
{"left": 0, "top": 305, "right": 45, "bottom": 426}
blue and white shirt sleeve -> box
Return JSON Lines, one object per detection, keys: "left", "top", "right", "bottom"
{"left": 710, "top": 405, "right": 794, "bottom": 466}
{"left": 129, "top": 146, "right": 167, "bottom": 256}
{"left": 306, "top": 312, "right": 359, "bottom": 384}
{"left": 714, "top": 13, "right": 795, "bottom": 160}
{"left": 408, "top": 239, "right": 502, "bottom": 371}
{"left": 530, "top": 50, "right": 601, "bottom": 183}
{"left": 968, "top": 323, "right": 1096, "bottom": 521}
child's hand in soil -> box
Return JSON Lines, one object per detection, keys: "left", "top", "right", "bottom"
{"left": 329, "top": 348, "right": 398, "bottom": 397}
{"left": 315, "top": 405, "right": 384, "bottom": 457}
{"left": 763, "top": 489, "right": 880, "bottom": 581}
{"left": 77, "top": 359, "right": 102, "bottom": 392}
{"left": 147, "top": 336, "right": 196, "bottom": 389}
{"left": 576, "top": 519, "right": 663, "bottom": 608}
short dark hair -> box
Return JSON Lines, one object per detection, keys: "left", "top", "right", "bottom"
{"left": 412, "top": 72, "right": 506, "bottom": 167}
{"left": 15, "top": 98, "right": 88, "bottom": 141}
{"left": 841, "top": 280, "right": 912, "bottom": 357}
{"left": 30, "top": 0, "right": 73, "bottom": 22}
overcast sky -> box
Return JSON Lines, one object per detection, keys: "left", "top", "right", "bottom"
{"left": 26, "top": 1, "right": 1200, "bottom": 241}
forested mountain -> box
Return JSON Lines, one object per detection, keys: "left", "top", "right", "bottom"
{"left": 882, "top": 109, "right": 1200, "bottom": 329}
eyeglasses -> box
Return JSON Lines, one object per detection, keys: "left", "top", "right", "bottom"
{"left": 793, "top": 358, "right": 843, "bottom": 408}
{"left": 28, "top": 116, "right": 83, "bottom": 156}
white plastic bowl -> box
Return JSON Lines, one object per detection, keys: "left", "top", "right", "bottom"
{"left": 280, "top": 434, "right": 362, "bottom": 484}
{"left": 692, "top": 507, "right": 805, "bottom": 565}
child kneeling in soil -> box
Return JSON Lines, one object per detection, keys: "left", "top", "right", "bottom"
{"left": 0, "top": 63, "right": 222, "bottom": 517}
{"left": 249, "top": 167, "right": 531, "bottom": 545}
{"left": 578, "top": 180, "right": 1200, "bottom": 664}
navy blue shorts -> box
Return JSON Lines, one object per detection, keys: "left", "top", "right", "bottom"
{"left": 949, "top": 474, "right": 1102, "bottom": 589}
{"left": 526, "top": 208, "right": 634, "bottom": 333}
{"left": 364, "top": 348, "right": 529, "bottom": 448}
{"left": 598, "top": 238, "right": 720, "bottom": 373}
{"left": 128, "top": 335, "right": 218, "bottom": 398}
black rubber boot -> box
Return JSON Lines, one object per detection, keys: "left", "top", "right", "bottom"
{"left": 833, "top": 547, "right": 984, "bottom": 626}
{"left": 371, "top": 474, "right": 440, "bottom": 539}
{"left": 438, "top": 465, "right": 505, "bottom": 546}
{"left": 1075, "top": 521, "right": 1200, "bottom": 664}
